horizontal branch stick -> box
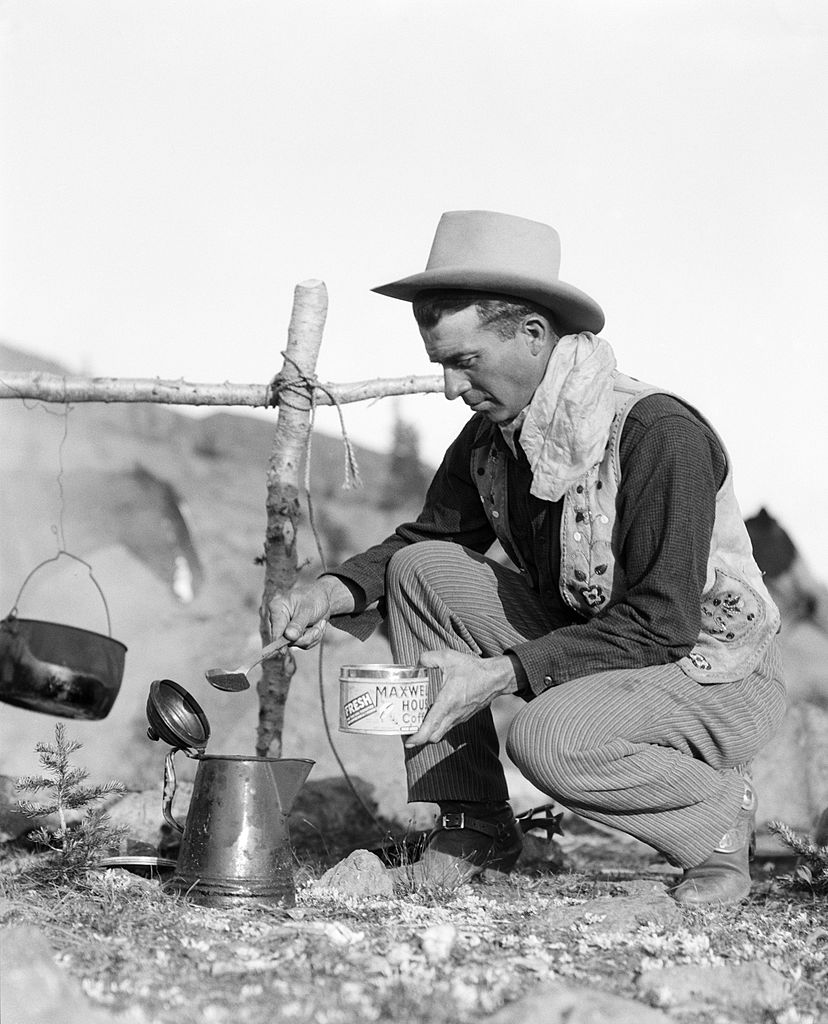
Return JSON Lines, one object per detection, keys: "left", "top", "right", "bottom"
{"left": 0, "top": 371, "right": 443, "bottom": 407}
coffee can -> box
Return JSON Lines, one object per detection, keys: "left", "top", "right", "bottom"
{"left": 338, "top": 664, "right": 438, "bottom": 735}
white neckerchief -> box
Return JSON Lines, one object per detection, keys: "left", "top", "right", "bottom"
{"left": 507, "top": 332, "right": 617, "bottom": 502}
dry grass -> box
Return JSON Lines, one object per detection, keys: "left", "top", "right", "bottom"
{"left": 2, "top": 841, "right": 827, "bottom": 1024}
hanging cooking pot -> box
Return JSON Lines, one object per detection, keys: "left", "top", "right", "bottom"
{"left": 0, "top": 553, "right": 127, "bottom": 720}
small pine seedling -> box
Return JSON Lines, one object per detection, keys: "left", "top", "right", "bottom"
{"left": 16, "top": 722, "right": 126, "bottom": 878}
{"left": 767, "top": 818, "right": 828, "bottom": 894}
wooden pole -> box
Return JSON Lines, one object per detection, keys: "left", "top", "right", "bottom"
{"left": 256, "top": 279, "right": 328, "bottom": 758}
{"left": 0, "top": 371, "right": 442, "bottom": 406}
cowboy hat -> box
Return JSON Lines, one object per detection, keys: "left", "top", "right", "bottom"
{"left": 372, "top": 210, "right": 605, "bottom": 336}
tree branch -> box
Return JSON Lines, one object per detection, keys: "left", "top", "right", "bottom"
{"left": 0, "top": 371, "right": 444, "bottom": 406}
{"left": 257, "top": 280, "right": 327, "bottom": 758}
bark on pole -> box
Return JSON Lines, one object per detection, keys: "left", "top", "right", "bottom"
{"left": 257, "top": 279, "right": 328, "bottom": 758}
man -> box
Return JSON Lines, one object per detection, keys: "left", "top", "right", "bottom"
{"left": 268, "top": 210, "right": 785, "bottom": 904}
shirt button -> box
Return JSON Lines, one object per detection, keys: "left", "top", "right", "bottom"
{"left": 599, "top": 515, "right": 609, "bottom": 524}
{"left": 492, "top": 510, "right": 500, "bottom": 519}
{"left": 543, "top": 675, "right": 553, "bottom": 687}
{"left": 573, "top": 531, "right": 582, "bottom": 541}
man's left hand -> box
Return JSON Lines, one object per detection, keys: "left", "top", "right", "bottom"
{"left": 404, "top": 649, "right": 519, "bottom": 748}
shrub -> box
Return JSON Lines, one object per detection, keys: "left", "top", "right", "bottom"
{"left": 16, "top": 723, "right": 126, "bottom": 880}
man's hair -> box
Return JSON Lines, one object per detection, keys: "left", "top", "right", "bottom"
{"left": 411, "top": 290, "right": 559, "bottom": 341}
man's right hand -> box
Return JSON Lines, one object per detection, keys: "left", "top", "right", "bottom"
{"left": 266, "top": 575, "right": 357, "bottom": 651}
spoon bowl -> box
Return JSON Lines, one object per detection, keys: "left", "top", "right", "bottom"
{"left": 205, "top": 636, "right": 289, "bottom": 691}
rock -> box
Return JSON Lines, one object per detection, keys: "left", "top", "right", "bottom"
{"left": 636, "top": 961, "right": 790, "bottom": 1013}
{"left": 288, "top": 776, "right": 386, "bottom": 856}
{"left": 313, "top": 848, "right": 394, "bottom": 897}
{"left": 753, "top": 699, "right": 828, "bottom": 831}
{"left": 751, "top": 615, "right": 828, "bottom": 833}
{"left": 0, "top": 925, "right": 129, "bottom": 1024}
{"left": 104, "top": 784, "right": 192, "bottom": 853}
{"left": 516, "top": 831, "right": 567, "bottom": 872}
{"left": 483, "top": 980, "right": 672, "bottom": 1023}
{"left": 0, "top": 774, "right": 33, "bottom": 842}
{"left": 546, "top": 894, "right": 682, "bottom": 932}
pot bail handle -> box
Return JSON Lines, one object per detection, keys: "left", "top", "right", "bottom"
{"left": 162, "top": 749, "right": 186, "bottom": 834}
{"left": 7, "top": 551, "right": 112, "bottom": 637}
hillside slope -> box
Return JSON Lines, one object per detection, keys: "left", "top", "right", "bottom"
{"left": 0, "top": 342, "right": 457, "bottom": 819}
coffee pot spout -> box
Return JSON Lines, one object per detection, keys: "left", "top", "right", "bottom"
{"left": 272, "top": 758, "right": 314, "bottom": 814}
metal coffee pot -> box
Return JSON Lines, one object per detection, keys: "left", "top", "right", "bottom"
{"left": 146, "top": 678, "right": 314, "bottom": 908}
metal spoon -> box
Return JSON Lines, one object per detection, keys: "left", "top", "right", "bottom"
{"left": 205, "top": 636, "right": 290, "bottom": 691}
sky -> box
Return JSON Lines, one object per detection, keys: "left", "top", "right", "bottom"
{"left": 1, "top": 0, "right": 827, "bottom": 575}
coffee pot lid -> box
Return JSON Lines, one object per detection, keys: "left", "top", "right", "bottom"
{"left": 146, "top": 678, "right": 210, "bottom": 752}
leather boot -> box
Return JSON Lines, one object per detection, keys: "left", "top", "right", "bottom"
{"left": 389, "top": 801, "right": 522, "bottom": 892}
{"left": 671, "top": 777, "right": 757, "bottom": 906}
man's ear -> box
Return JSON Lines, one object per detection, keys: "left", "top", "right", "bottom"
{"left": 521, "top": 315, "right": 554, "bottom": 356}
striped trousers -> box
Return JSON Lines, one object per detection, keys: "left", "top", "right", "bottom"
{"left": 387, "top": 541, "right": 786, "bottom": 869}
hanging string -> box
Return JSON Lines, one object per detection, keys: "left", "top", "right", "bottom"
{"left": 0, "top": 385, "right": 113, "bottom": 635}
{"left": 307, "top": 397, "right": 386, "bottom": 833}
{"left": 53, "top": 403, "right": 70, "bottom": 551}
{"left": 0, "top": 378, "right": 72, "bottom": 552}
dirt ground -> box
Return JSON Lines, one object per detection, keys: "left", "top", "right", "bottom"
{"left": 1, "top": 813, "right": 826, "bottom": 1024}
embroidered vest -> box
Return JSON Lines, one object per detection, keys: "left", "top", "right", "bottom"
{"left": 471, "top": 372, "right": 780, "bottom": 684}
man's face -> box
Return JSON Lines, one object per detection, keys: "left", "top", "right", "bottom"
{"left": 420, "top": 305, "right": 555, "bottom": 424}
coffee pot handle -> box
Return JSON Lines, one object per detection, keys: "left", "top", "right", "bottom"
{"left": 162, "top": 749, "right": 186, "bottom": 834}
